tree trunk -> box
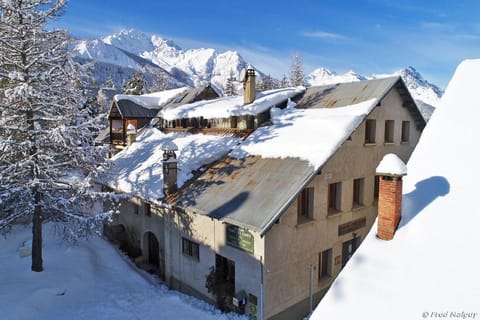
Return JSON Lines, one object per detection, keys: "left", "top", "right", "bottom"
{"left": 31, "top": 189, "right": 43, "bottom": 272}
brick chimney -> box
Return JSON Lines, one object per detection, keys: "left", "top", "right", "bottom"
{"left": 126, "top": 123, "right": 137, "bottom": 147}
{"left": 376, "top": 154, "right": 407, "bottom": 240}
{"left": 243, "top": 66, "right": 256, "bottom": 105}
{"left": 162, "top": 141, "right": 178, "bottom": 195}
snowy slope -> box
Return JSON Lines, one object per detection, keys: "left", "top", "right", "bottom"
{"left": 311, "top": 59, "right": 480, "bottom": 319}
{"left": 74, "top": 39, "right": 141, "bottom": 69}
{"left": 73, "top": 29, "right": 250, "bottom": 91}
{"left": 0, "top": 224, "right": 246, "bottom": 320}
{"left": 395, "top": 66, "right": 443, "bottom": 107}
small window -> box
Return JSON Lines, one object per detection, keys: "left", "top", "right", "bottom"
{"left": 319, "top": 249, "right": 332, "bottom": 281}
{"left": 111, "top": 119, "right": 123, "bottom": 132}
{"left": 353, "top": 178, "right": 364, "bottom": 207}
{"left": 365, "top": 119, "right": 376, "bottom": 144}
{"left": 298, "top": 187, "right": 314, "bottom": 223}
{"left": 401, "top": 121, "right": 410, "bottom": 143}
{"left": 145, "top": 203, "right": 151, "bottom": 216}
{"left": 374, "top": 176, "right": 380, "bottom": 200}
{"left": 328, "top": 182, "right": 342, "bottom": 213}
{"left": 384, "top": 120, "right": 394, "bottom": 143}
{"left": 182, "top": 237, "right": 200, "bottom": 261}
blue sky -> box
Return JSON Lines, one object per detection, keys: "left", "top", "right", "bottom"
{"left": 54, "top": 0, "right": 480, "bottom": 88}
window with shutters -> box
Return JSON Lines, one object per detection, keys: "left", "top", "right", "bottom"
{"left": 182, "top": 238, "right": 200, "bottom": 261}
{"left": 297, "top": 187, "right": 314, "bottom": 223}
{"left": 328, "top": 182, "right": 342, "bottom": 214}
{"left": 319, "top": 249, "right": 332, "bottom": 281}
{"left": 353, "top": 178, "right": 365, "bottom": 208}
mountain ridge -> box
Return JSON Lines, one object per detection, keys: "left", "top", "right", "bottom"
{"left": 72, "top": 29, "right": 442, "bottom": 119}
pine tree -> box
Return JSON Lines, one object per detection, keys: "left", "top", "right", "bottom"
{"left": 262, "top": 74, "right": 276, "bottom": 91}
{"left": 289, "top": 52, "right": 306, "bottom": 87}
{"left": 224, "top": 69, "right": 237, "bottom": 96}
{"left": 0, "top": 0, "right": 111, "bottom": 272}
{"left": 96, "top": 88, "right": 110, "bottom": 114}
{"left": 150, "top": 71, "right": 169, "bottom": 93}
{"left": 103, "top": 75, "right": 115, "bottom": 89}
{"left": 280, "top": 74, "right": 290, "bottom": 88}
{"left": 122, "top": 69, "right": 146, "bottom": 95}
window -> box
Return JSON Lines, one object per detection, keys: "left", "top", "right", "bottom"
{"left": 365, "top": 119, "right": 376, "bottom": 144}
{"left": 401, "top": 121, "right": 410, "bottom": 143}
{"left": 353, "top": 178, "right": 364, "bottom": 207}
{"left": 298, "top": 187, "right": 314, "bottom": 223}
{"left": 384, "top": 120, "right": 394, "bottom": 143}
{"left": 374, "top": 176, "right": 380, "bottom": 200}
{"left": 111, "top": 119, "right": 123, "bottom": 132}
{"left": 319, "top": 249, "right": 332, "bottom": 280}
{"left": 182, "top": 238, "right": 200, "bottom": 261}
{"left": 328, "top": 182, "right": 342, "bottom": 213}
{"left": 145, "top": 203, "right": 151, "bottom": 216}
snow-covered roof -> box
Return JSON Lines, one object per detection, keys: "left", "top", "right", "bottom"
{"left": 113, "top": 87, "right": 189, "bottom": 109}
{"left": 231, "top": 98, "right": 378, "bottom": 170}
{"left": 159, "top": 87, "right": 305, "bottom": 121}
{"left": 103, "top": 128, "right": 240, "bottom": 202}
{"left": 376, "top": 153, "right": 408, "bottom": 176}
{"left": 174, "top": 78, "right": 416, "bottom": 234}
{"left": 311, "top": 59, "right": 480, "bottom": 319}
{"left": 175, "top": 97, "right": 380, "bottom": 234}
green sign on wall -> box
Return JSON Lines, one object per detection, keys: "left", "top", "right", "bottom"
{"left": 226, "top": 225, "right": 254, "bottom": 254}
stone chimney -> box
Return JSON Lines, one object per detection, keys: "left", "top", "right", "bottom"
{"left": 376, "top": 154, "right": 407, "bottom": 240}
{"left": 162, "top": 141, "right": 178, "bottom": 195}
{"left": 243, "top": 66, "right": 256, "bottom": 105}
{"left": 126, "top": 123, "right": 137, "bottom": 147}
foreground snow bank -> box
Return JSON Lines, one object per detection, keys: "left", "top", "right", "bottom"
{"left": 311, "top": 59, "right": 480, "bottom": 319}
{"left": 0, "top": 225, "right": 246, "bottom": 320}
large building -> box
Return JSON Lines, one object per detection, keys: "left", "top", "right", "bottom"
{"left": 102, "top": 70, "right": 425, "bottom": 320}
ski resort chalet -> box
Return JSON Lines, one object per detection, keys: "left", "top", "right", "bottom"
{"left": 100, "top": 68, "right": 425, "bottom": 320}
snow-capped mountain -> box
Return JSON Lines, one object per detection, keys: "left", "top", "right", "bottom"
{"left": 306, "top": 68, "right": 366, "bottom": 85}
{"left": 394, "top": 66, "right": 443, "bottom": 107}
{"left": 306, "top": 66, "right": 443, "bottom": 120}
{"left": 73, "top": 28, "right": 442, "bottom": 120}
{"left": 73, "top": 29, "right": 250, "bottom": 92}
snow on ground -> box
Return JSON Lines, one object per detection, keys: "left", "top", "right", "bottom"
{"left": 230, "top": 98, "right": 377, "bottom": 170}
{"left": 114, "top": 87, "right": 189, "bottom": 109}
{"left": 0, "top": 224, "right": 246, "bottom": 320}
{"left": 159, "top": 87, "right": 305, "bottom": 121}
{"left": 311, "top": 59, "right": 480, "bottom": 319}
{"left": 104, "top": 128, "right": 240, "bottom": 202}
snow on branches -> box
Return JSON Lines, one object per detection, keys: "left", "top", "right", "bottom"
{"left": 0, "top": 0, "right": 115, "bottom": 270}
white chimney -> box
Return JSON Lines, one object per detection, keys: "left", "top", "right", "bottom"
{"left": 126, "top": 123, "right": 137, "bottom": 147}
